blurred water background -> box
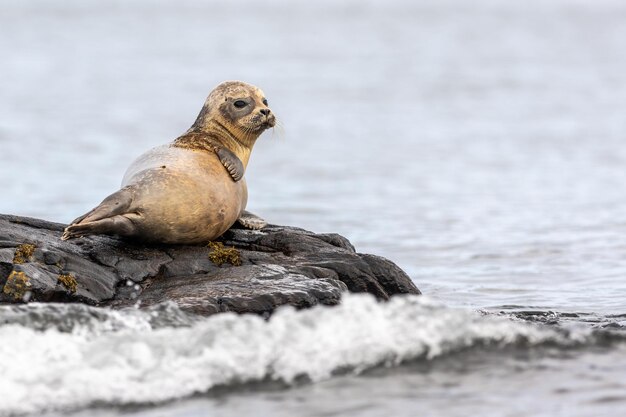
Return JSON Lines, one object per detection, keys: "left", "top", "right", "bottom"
{"left": 1, "top": 0, "right": 626, "bottom": 416}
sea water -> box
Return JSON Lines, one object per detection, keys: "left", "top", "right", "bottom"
{"left": 1, "top": 0, "right": 625, "bottom": 416}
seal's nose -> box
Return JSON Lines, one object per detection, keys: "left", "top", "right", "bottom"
{"left": 259, "top": 109, "right": 271, "bottom": 116}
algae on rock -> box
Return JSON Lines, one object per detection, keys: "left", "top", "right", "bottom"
{"left": 13, "top": 243, "right": 35, "bottom": 264}
{"left": 208, "top": 241, "right": 242, "bottom": 266}
{"left": 3, "top": 271, "right": 31, "bottom": 301}
{"left": 58, "top": 273, "right": 78, "bottom": 293}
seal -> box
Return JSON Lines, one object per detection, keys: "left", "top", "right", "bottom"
{"left": 61, "top": 80, "right": 275, "bottom": 244}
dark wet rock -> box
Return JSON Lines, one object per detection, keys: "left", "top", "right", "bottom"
{"left": 0, "top": 214, "right": 420, "bottom": 316}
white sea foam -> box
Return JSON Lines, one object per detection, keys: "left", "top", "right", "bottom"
{"left": 0, "top": 294, "right": 605, "bottom": 416}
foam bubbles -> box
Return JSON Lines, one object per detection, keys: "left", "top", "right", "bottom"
{"left": 0, "top": 294, "right": 611, "bottom": 416}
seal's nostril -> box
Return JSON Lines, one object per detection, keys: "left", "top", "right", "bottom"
{"left": 259, "top": 109, "right": 271, "bottom": 116}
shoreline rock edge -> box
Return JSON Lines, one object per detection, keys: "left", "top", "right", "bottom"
{"left": 0, "top": 214, "right": 420, "bottom": 316}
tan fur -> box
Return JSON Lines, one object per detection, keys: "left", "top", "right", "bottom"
{"left": 62, "top": 81, "right": 275, "bottom": 244}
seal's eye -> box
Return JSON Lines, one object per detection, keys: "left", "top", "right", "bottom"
{"left": 233, "top": 100, "right": 247, "bottom": 109}
{"left": 262, "top": 98, "right": 268, "bottom": 106}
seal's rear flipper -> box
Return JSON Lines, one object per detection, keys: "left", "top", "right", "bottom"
{"left": 62, "top": 187, "right": 136, "bottom": 240}
{"left": 61, "top": 214, "right": 138, "bottom": 240}
{"left": 237, "top": 210, "right": 267, "bottom": 230}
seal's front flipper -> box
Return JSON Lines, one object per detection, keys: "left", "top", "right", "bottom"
{"left": 237, "top": 210, "right": 267, "bottom": 230}
{"left": 215, "top": 147, "right": 244, "bottom": 182}
{"left": 62, "top": 187, "right": 135, "bottom": 240}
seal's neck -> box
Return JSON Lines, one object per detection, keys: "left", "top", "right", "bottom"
{"left": 179, "top": 120, "right": 258, "bottom": 168}
{"left": 206, "top": 119, "right": 255, "bottom": 166}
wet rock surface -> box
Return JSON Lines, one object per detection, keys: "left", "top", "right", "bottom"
{"left": 0, "top": 214, "right": 420, "bottom": 316}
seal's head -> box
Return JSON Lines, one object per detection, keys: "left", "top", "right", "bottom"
{"left": 192, "top": 81, "right": 275, "bottom": 144}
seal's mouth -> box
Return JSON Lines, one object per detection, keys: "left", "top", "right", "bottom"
{"left": 257, "top": 114, "right": 275, "bottom": 130}
{"left": 264, "top": 114, "right": 276, "bottom": 128}
{"left": 248, "top": 113, "right": 276, "bottom": 133}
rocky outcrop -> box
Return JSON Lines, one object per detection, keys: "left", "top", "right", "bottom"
{"left": 0, "top": 214, "right": 420, "bottom": 316}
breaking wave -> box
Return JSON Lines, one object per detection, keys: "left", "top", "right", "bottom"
{"left": 0, "top": 294, "right": 623, "bottom": 416}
